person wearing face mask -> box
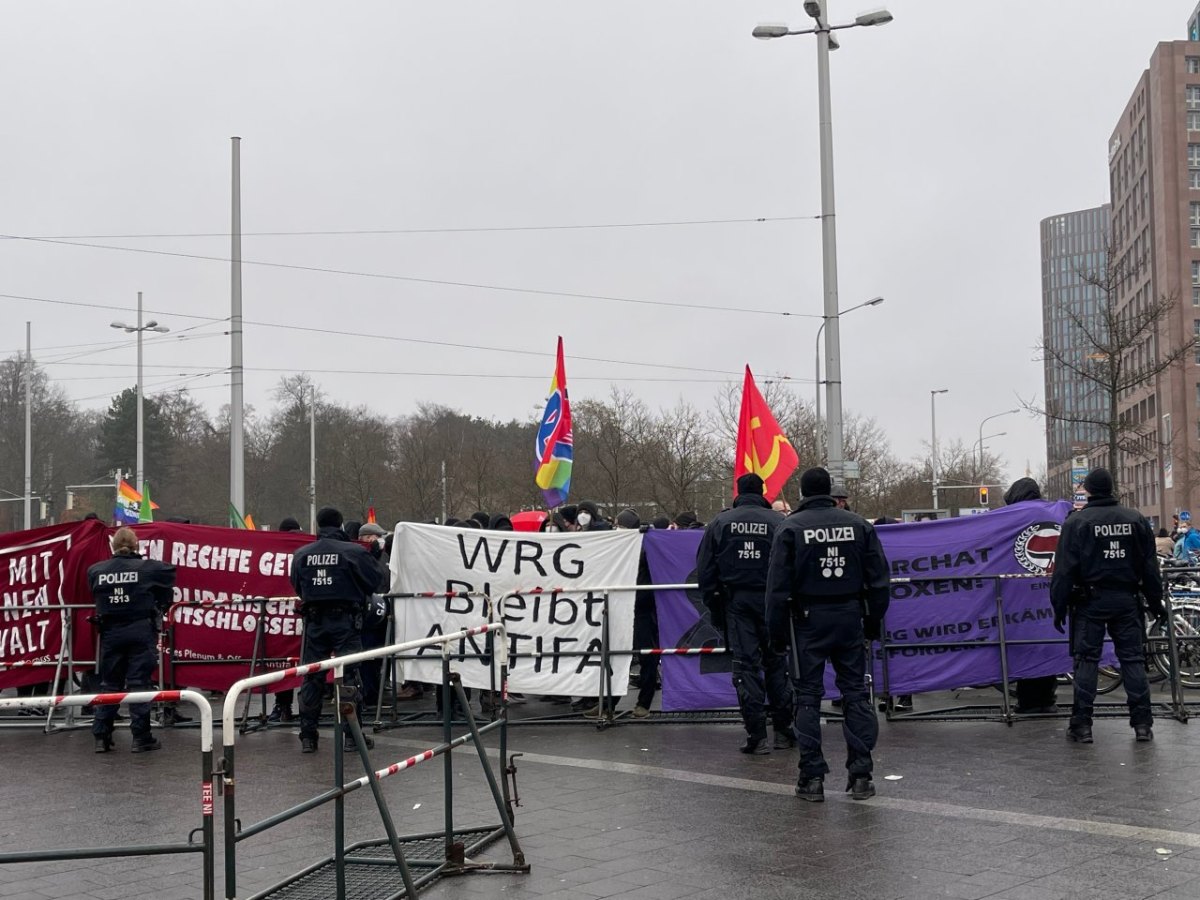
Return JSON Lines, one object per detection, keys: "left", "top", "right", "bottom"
{"left": 575, "top": 501, "right": 610, "bottom": 532}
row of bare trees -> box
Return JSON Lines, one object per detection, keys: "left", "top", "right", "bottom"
{"left": 0, "top": 362, "right": 1016, "bottom": 533}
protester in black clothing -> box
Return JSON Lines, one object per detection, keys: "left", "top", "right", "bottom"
{"left": 88, "top": 527, "right": 176, "bottom": 754}
{"left": 1050, "top": 468, "right": 1164, "bottom": 743}
{"left": 357, "top": 522, "right": 391, "bottom": 717}
{"left": 698, "top": 473, "right": 794, "bottom": 754}
{"left": 268, "top": 516, "right": 305, "bottom": 724}
{"left": 290, "top": 506, "right": 383, "bottom": 754}
{"left": 576, "top": 501, "right": 610, "bottom": 531}
{"left": 766, "top": 467, "right": 890, "bottom": 802}
{"left": 651, "top": 515, "right": 670, "bottom": 531}
{"left": 488, "top": 513, "right": 514, "bottom": 531}
{"left": 1001, "top": 478, "right": 1061, "bottom": 715}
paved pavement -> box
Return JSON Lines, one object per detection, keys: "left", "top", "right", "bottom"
{"left": 2, "top": 687, "right": 1200, "bottom": 900}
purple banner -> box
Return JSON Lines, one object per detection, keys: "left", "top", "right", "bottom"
{"left": 643, "top": 530, "right": 736, "bottom": 711}
{"left": 646, "top": 500, "right": 1087, "bottom": 710}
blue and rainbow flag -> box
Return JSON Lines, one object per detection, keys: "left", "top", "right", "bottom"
{"left": 114, "top": 480, "right": 157, "bottom": 525}
{"left": 534, "top": 337, "right": 573, "bottom": 507}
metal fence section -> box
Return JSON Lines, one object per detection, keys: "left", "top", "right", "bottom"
{"left": 219, "top": 623, "right": 528, "bottom": 900}
{"left": 0, "top": 689, "right": 216, "bottom": 900}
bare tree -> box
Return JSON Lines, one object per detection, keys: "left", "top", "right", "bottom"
{"left": 1028, "top": 244, "right": 1195, "bottom": 480}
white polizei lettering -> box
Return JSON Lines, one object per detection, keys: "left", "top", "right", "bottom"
{"left": 729, "top": 522, "right": 768, "bottom": 536}
{"left": 802, "top": 526, "right": 854, "bottom": 544}
{"left": 96, "top": 571, "right": 138, "bottom": 586}
{"left": 306, "top": 554, "right": 339, "bottom": 566}
{"left": 1094, "top": 523, "right": 1132, "bottom": 538}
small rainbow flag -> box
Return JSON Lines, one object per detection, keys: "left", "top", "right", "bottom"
{"left": 115, "top": 480, "right": 158, "bottom": 525}
{"left": 533, "top": 336, "right": 573, "bottom": 508}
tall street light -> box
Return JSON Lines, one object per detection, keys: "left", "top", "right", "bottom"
{"left": 814, "top": 296, "right": 884, "bottom": 462}
{"left": 111, "top": 291, "right": 169, "bottom": 497}
{"left": 976, "top": 408, "right": 1020, "bottom": 472}
{"left": 930, "top": 388, "right": 949, "bottom": 509}
{"left": 972, "top": 432, "right": 1007, "bottom": 475}
{"left": 753, "top": 3, "right": 893, "bottom": 483}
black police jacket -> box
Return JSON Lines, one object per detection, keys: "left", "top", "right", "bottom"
{"left": 764, "top": 496, "right": 890, "bottom": 642}
{"left": 1049, "top": 495, "right": 1163, "bottom": 619}
{"left": 88, "top": 552, "right": 177, "bottom": 623}
{"left": 290, "top": 527, "right": 384, "bottom": 613}
{"left": 697, "top": 493, "right": 779, "bottom": 600}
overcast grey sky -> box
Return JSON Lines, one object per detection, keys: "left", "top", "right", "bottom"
{"left": 0, "top": 2, "right": 1190, "bottom": 485}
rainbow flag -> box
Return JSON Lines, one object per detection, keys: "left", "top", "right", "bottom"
{"left": 115, "top": 480, "right": 158, "bottom": 525}
{"left": 534, "top": 336, "right": 573, "bottom": 507}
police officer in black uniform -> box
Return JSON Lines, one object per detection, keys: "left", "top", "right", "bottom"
{"left": 290, "top": 506, "right": 384, "bottom": 754}
{"left": 1050, "top": 468, "right": 1164, "bottom": 743}
{"left": 698, "top": 473, "right": 794, "bottom": 754}
{"left": 766, "top": 467, "right": 890, "bottom": 802}
{"left": 88, "top": 526, "right": 176, "bottom": 754}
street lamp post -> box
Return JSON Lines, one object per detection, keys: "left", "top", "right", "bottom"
{"left": 813, "top": 296, "right": 884, "bottom": 462}
{"left": 111, "top": 292, "right": 169, "bottom": 497}
{"left": 754, "top": 3, "right": 893, "bottom": 482}
{"left": 972, "top": 432, "right": 1007, "bottom": 476}
{"left": 930, "top": 389, "right": 949, "bottom": 509}
{"left": 976, "top": 408, "right": 1020, "bottom": 472}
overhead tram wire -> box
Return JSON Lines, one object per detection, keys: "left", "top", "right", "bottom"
{"left": 11, "top": 214, "right": 819, "bottom": 240}
{"left": 0, "top": 290, "right": 742, "bottom": 377}
{"left": 1, "top": 234, "right": 813, "bottom": 319}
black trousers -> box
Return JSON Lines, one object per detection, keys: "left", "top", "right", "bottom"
{"left": 1071, "top": 592, "right": 1151, "bottom": 728}
{"left": 792, "top": 600, "right": 877, "bottom": 779}
{"left": 727, "top": 591, "right": 793, "bottom": 737}
{"left": 299, "top": 611, "right": 363, "bottom": 741}
{"left": 93, "top": 619, "right": 157, "bottom": 739}
{"left": 633, "top": 593, "right": 660, "bottom": 710}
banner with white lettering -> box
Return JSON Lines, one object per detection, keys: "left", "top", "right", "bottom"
{"left": 0, "top": 520, "right": 107, "bottom": 690}
{"left": 132, "top": 523, "right": 312, "bottom": 692}
{"left": 391, "top": 523, "right": 642, "bottom": 695}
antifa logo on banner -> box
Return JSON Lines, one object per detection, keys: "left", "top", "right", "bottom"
{"left": 674, "top": 567, "right": 732, "bottom": 675}
{"left": 1013, "top": 522, "right": 1061, "bottom": 575}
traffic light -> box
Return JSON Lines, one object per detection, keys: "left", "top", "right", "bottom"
{"left": 979, "top": 486, "right": 989, "bottom": 506}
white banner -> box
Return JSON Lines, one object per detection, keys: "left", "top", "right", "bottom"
{"left": 390, "top": 523, "right": 642, "bottom": 695}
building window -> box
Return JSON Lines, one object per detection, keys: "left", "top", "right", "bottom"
{"left": 1191, "top": 169, "right": 1200, "bottom": 189}
{"left": 1190, "top": 57, "right": 1200, "bottom": 74}
{"left": 1193, "top": 227, "right": 1200, "bottom": 248}
{"left": 1189, "top": 86, "right": 1200, "bottom": 109}
{"left": 1190, "top": 111, "right": 1200, "bottom": 132}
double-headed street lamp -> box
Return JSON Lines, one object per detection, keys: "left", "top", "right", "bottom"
{"left": 111, "top": 291, "right": 169, "bottom": 498}
{"left": 813, "top": 296, "right": 884, "bottom": 462}
{"left": 976, "top": 408, "right": 1020, "bottom": 472}
{"left": 930, "top": 389, "right": 949, "bottom": 509}
{"left": 754, "top": 2, "right": 893, "bottom": 483}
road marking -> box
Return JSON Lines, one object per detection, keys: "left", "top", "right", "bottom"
{"left": 378, "top": 735, "right": 1200, "bottom": 849}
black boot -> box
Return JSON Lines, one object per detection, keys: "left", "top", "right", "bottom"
{"left": 94, "top": 735, "right": 113, "bottom": 753}
{"left": 1066, "top": 723, "right": 1093, "bottom": 743}
{"left": 344, "top": 733, "right": 375, "bottom": 752}
{"left": 774, "top": 729, "right": 797, "bottom": 750}
{"left": 847, "top": 775, "right": 875, "bottom": 800}
{"left": 1135, "top": 724, "right": 1154, "bottom": 742}
{"left": 739, "top": 735, "right": 770, "bottom": 755}
{"left": 131, "top": 735, "right": 162, "bottom": 753}
{"left": 795, "top": 776, "right": 825, "bottom": 802}
{"left": 300, "top": 737, "right": 318, "bottom": 754}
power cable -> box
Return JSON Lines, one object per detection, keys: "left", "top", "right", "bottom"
{"left": 10, "top": 214, "right": 817, "bottom": 240}
{"left": 1, "top": 234, "right": 812, "bottom": 318}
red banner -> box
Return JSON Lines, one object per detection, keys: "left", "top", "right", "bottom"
{"left": 131, "top": 522, "right": 312, "bottom": 692}
{"left": 0, "top": 520, "right": 108, "bottom": 690}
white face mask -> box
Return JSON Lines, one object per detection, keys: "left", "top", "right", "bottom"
{"left": 576, "top": 512, "right": 592, "bottom": 528}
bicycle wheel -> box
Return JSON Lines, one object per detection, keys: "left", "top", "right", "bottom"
{"left": 1095, "top": 665, "right": 1122, "bottom": 694}
{"left": 1155, "top": 601, "right": 1200, "bottom": 688}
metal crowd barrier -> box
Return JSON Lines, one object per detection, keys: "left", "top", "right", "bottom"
{"left": 218, "top": 623, "right": 528, "bottom": 900}
{"left": 0, "top": 689, "right": 216, "bottom": 900}
{"left": 877, "top": 573, "right": 1192, "bottom": 725}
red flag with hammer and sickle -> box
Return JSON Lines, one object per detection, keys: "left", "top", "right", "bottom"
{"left": 734, "top": 366, "right": 800, "bottom": 502}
